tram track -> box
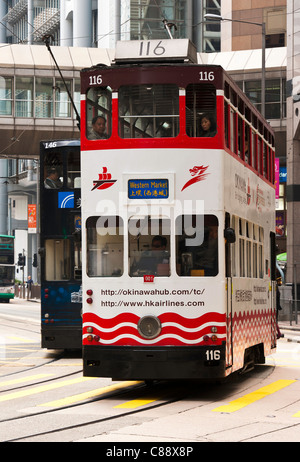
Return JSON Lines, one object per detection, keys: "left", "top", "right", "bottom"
{"left": 0, "top": 364, "right": 277, "bottom": 442}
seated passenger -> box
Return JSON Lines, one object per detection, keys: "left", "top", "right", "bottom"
{"left": 44, "top": 167, "right": 62, "bottom": 189}
{"left": 199, "top": 113, "right": 217, "bottom": 137}
{"left": 88, "top": 115, "right": 109, "bottom": 140}
{"left": 132, "top": 236, "right": 169, "bottom": 276}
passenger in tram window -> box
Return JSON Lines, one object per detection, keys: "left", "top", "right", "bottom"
{"left": 88, "top": 115, "right": 109, "bottom": 140}
{"left": 44, "top": 167, "right": 62, "bottom": 189}
{"left": 199, "top": 113, "right": 217, "bottom": 137}
{"left": 132, "top": 235, "right": 170, "bottom": 276}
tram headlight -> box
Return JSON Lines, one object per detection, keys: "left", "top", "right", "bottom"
{"left": 211, "top": 326, "right": 218, "bottom": 333}
{"left": 137, "top": 316, "right": 161, "bottom": 340}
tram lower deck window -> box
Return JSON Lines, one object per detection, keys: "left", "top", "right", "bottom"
{"left": 118, "top": 84, "right": 179, "bottom": 139}
{"left": 128, "top": 217, "right": 170, "bottom": 277}
{"left": 86, "top": 216, "right": 124, "bottom": 277}
{"left": 175, "top": 215, "right": 218, "bottom": 277}
{"left": 45, "top": 239, "right": 71, "bottom": 281}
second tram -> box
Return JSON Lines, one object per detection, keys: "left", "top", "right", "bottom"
{"left": 40, "top": 140, "right": 82, "bottom": 349}
{"left": 80, "top": 40, "right": 277, "bottom": 380}
{"left": 0, "top": 234, "right": 15, "bottom": 302}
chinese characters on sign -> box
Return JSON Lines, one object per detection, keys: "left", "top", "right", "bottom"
{"left": 128, "top": 179, "right": 169, "bottom": 199}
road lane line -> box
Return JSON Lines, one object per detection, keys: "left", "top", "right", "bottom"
{"left": 0, "top": 377, "right": 97, "bottom": 403}
{"left": 39, "top": 381, "right": 141, "bottom": 407}
{"left": 114, "top": 397, "right": 159, "bottom": 409}
{"left": 212, "top": 380, "right": 296, "bottom": 413}
{"left": 7, "top": 336, "right": 36, "bottom": 343}
{"left": 0, "top": 374, "right": 53, "bottom": 387}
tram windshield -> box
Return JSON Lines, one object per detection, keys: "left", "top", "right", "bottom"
{"left": 119, "top": 84, "right": 179, "bottom": 139}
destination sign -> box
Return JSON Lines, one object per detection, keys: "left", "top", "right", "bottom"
{"left": 128, "top": 179, "right": 169, "bottom": 199}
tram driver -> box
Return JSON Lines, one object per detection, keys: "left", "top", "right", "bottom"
{"left": 131, "top": 235, "right": 170, "bottom": 276}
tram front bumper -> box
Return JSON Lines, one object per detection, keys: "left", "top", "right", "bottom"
{"left": 83, "top": 344, "right": 226, "bottom": 380}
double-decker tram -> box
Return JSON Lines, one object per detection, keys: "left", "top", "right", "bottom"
{"left": 80, "top": 40, "right": 276, "bottom": 380}
{"left": 0, "top": 234, "right": 15, "bottom": 302}
{"left": 40, "top": 140, "right": 82, "bottom": 349}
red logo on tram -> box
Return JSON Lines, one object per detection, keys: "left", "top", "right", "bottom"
{"left": 92, "top": 167, "right": 117, "bottom": 191}
{"left": 181, "top": 165, "right": 209, "bottom": 192}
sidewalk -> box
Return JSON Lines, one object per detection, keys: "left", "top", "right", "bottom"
{"left": 278, "top": 319, "right": 300, "bottom": 343}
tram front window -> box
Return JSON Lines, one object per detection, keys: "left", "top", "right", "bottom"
{"left": 119, "top": 84, "right": 179, "bottom": 139}
{"left": 86, "top": 216, "right": 124, "bottom": 277}
{"left": 45, "top": 239, "right": 71, "bottom": 281}
{"left": 86, "top": 87, "right": 112, "bottom": 140}
{"left": 176, "top": 215, "right": 218, "bottom": 276}
{"left": 129, "top": 217, "right": 170, "bottom": 277}
{"left": 186, "top": 84, "right": 217, "bottom": 137}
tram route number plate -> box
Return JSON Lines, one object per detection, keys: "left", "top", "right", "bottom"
{"left": 128, "top": 179, "right": 169, "bottom": 199}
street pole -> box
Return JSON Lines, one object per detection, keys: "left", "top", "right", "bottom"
{"left": 204, "top": 14, "right": 266, "bottom": 117}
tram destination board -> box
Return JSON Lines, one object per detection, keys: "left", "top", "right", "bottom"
{"left": 128, "top": 179, "right": 169, "bottom": 199}
{"left": 114, "top": 39, "right": 197, "bottom": 63}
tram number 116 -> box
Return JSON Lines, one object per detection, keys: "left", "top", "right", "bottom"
{"left": 205, "top": 350, "right": 221, "bottom": 361}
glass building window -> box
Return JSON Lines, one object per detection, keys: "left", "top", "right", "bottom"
{"left": 55, "top": 79, "right": 72, "bottom": 117}
{"left": 16, "top": 76, "right": 33, "bottom": 117}
{"left": 130, "top": 0, "right": 187, "bottom": 40}
{"left": 35, "top": 77, "right": 53, "bottom": 118}
{"left": 0, "top": 76, "right": 12, "bottom": 116}
{"left": 244, "top": 79, "right": 286, "bottom": 119}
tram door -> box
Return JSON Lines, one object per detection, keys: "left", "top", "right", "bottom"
{"left": 270, "top": 232, "right": 277, "bottom": 348}
{"left": 225, "top": 213, "right": 234, "bottom": 367}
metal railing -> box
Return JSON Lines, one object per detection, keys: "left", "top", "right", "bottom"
{"left": 278, "top": 284, "right": 299, "bottom": 326}
{"left": 14, "top": 284, "right": 41, "bottom": 300}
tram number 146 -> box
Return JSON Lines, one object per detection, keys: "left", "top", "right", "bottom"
{"left": 206, "top": 350, "right": 221, "bottom": 361}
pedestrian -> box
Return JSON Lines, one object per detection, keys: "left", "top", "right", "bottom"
{"left": 27, "top": 275, "right": 33, "bottom": 299}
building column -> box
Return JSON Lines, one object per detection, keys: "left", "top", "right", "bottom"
{"left": 286, "top": 2, "right": 300, "bottom": 297}
{"left": 0, "top": 0, "right": 6, "bottom": 43}
{"left": 73, "top": 0, "right": 92, "bottom": 47}
{"left": 0, "top": 160, "right": 8, "bottom": 235}
{"left": 60, "top": 0, "right": 74, "bottom": 46}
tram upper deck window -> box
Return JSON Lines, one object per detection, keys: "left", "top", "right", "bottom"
{"left": 44, "top": 152, "right": 63, "bottom": 189}
{"left": 67, "top": 150, "right": 80, "bottom": 188}
{"left": 86, "top": 87, "right": 112, "bottom": 140}
{"left": 186, "top": 84, "right": 216, "bottom": 137}
{"left": 118, "top": 84, "right": 179, "bottom": 139}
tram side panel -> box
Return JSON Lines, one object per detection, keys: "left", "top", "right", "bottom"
{"left": 224, "top": 154, "right": 276, "bottom": 373}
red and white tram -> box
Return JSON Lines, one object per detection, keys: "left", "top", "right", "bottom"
{"left": 80, "top": 40, "right": 277, "bottom": 380}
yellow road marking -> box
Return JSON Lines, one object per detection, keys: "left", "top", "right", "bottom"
{"left": 0, "top": 374, "right": 53, "bottom": 387}
{"left": 7, "top": 336, "right": 35, "bottom": 343}
{"left": 0, "top": 377, "right": 96, "bottom": 403}
{"left": 114, "top": 397, "right": 159, "bottom": 409}
{"left": 212, "top": 380, "right": 296, "bottom": 413}
{"left": 39, "top": 381, "right": 141, "bottom": 407}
